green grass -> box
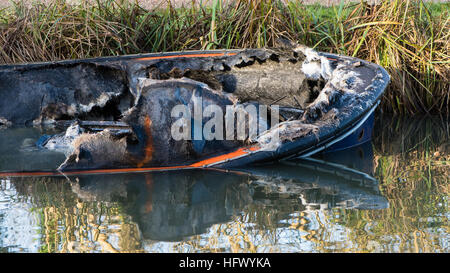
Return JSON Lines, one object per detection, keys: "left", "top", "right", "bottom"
{"left": 429, "top": 2, "right": 450, "bottom": 17}
{"left": 0, "top": 0, "right": 448, "bottom": 115}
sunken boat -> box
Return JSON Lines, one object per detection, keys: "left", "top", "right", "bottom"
{"left": 7, "top": 143, "right": 387, "bottom": 242}
{"left": 0, "top": 43, "right": 389, "bottom": 173}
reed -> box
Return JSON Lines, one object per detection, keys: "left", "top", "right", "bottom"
{"left": 0, "top": 0, "right": 448, "bottom": 114}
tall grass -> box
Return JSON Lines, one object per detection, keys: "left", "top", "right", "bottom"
{"left": 0, "top": 0, "right": 448, "bottom": 114}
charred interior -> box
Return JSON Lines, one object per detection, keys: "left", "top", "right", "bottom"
{"left": 0, "top": 47, "right": 329, "bottom": 126}
{"left": 0, "top": 45, "right": 382, "bottom": 170}
{"left": 136, "top": 50, "right": 328, "bottom": 132}
{"left": 147, "top": 58, "right": 323, "bottom": 110}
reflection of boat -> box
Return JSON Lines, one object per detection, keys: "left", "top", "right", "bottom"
{"left": 239, "top": 142, "right": 386, "bottom": 210}
{"left": 0, "top": 44, "right": 389, "bottom": 172}
{"left": 316, "top": 140, "right": 375, "bottom": 176}
{"left": 44, "top": 145, "right": 387, "bottom": 241}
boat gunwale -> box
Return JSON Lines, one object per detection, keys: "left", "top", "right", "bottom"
{"left": 0, "top": 49, "right": 243, "bottom": 70}
{"left": 211, "top": 51, "right": 390, "bottom": 168}
{"left": 0, "top": 49, "right": 390, "bottom": 176}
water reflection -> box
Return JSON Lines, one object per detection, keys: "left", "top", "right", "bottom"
{"left": 0, "top": 115, "right": 448, "bottom": 252}
{"left": 1, "top": 142, "right": 387, "bottom": 252}
{"left": 3, "top": 144, "right": 386, "bottom": 243}
{"left": 0, "top": 126, "right": 65, "bottom": 171}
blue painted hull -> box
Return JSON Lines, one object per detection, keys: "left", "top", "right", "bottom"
{"left": 323, "top": 112, "right": 375, "bottom": 153}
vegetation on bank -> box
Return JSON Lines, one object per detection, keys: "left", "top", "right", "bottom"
{"left": 0, "top": 0, "right": 448, "bottom": 114}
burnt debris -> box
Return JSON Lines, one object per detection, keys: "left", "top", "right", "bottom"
{"left": 0, "top": 45, "right": 381, "bottom": 170}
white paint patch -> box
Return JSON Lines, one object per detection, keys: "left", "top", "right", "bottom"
{"left": 302, "top": 61, "right": 322, "bottom": 80}
{"left": 329, "top": 69, "right": 363, "bottom": 93}
{"left": 0, "top": 117, "right": 12, "bottom": 126}
{"left": 43, "top": 123, "right": 84, "bottom": 154}
{"left": 295, "top": 46, "right": 332, "bottom": 80}
{"left": 78, "top": 92, "right": 115, "bottom": 113}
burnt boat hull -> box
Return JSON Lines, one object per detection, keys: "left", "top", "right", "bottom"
{"left": 0, "top": 47, "right": 390, "bottom": 173}
{"left": 209, "top": 52, "right": 389, "bottom": 168}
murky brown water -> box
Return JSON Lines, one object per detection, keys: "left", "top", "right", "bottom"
{"left": 0, "top": 114, "right": 448, "bottom": 253}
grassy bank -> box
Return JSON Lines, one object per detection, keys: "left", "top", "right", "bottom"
{"left": 0, "top": 0, "right": 448, "bottom": 114}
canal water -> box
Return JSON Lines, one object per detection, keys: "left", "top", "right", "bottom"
{"left": 0, "top": 115, "right": 448, "bottom": 253}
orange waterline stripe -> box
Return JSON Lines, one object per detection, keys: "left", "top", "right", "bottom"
{"left": 190, "top": 146, "right": 259, "bottom": 167}
{"left": 0, "top": 51, "right": 258, "bottom": 178}
{"left": 0, "top": 166, "right": 191, "bottom": 178}
{"left": 135, "top": 52, "right": 237, "bottom": 61}
{"left": 0, "top": 146, "right": 260, "bottom": 178}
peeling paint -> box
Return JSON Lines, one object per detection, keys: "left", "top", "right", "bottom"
{"left": 295, "top": 46, "right": 332, "bottom": 80}
{"left": 0, "top": 117, "right": 11, "bottom": 127}
{"left": 39, "top": 122, "right": 85, "bottom": 154}
{"left": 257, "top": 121, "right": 319, "bottom": 151}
